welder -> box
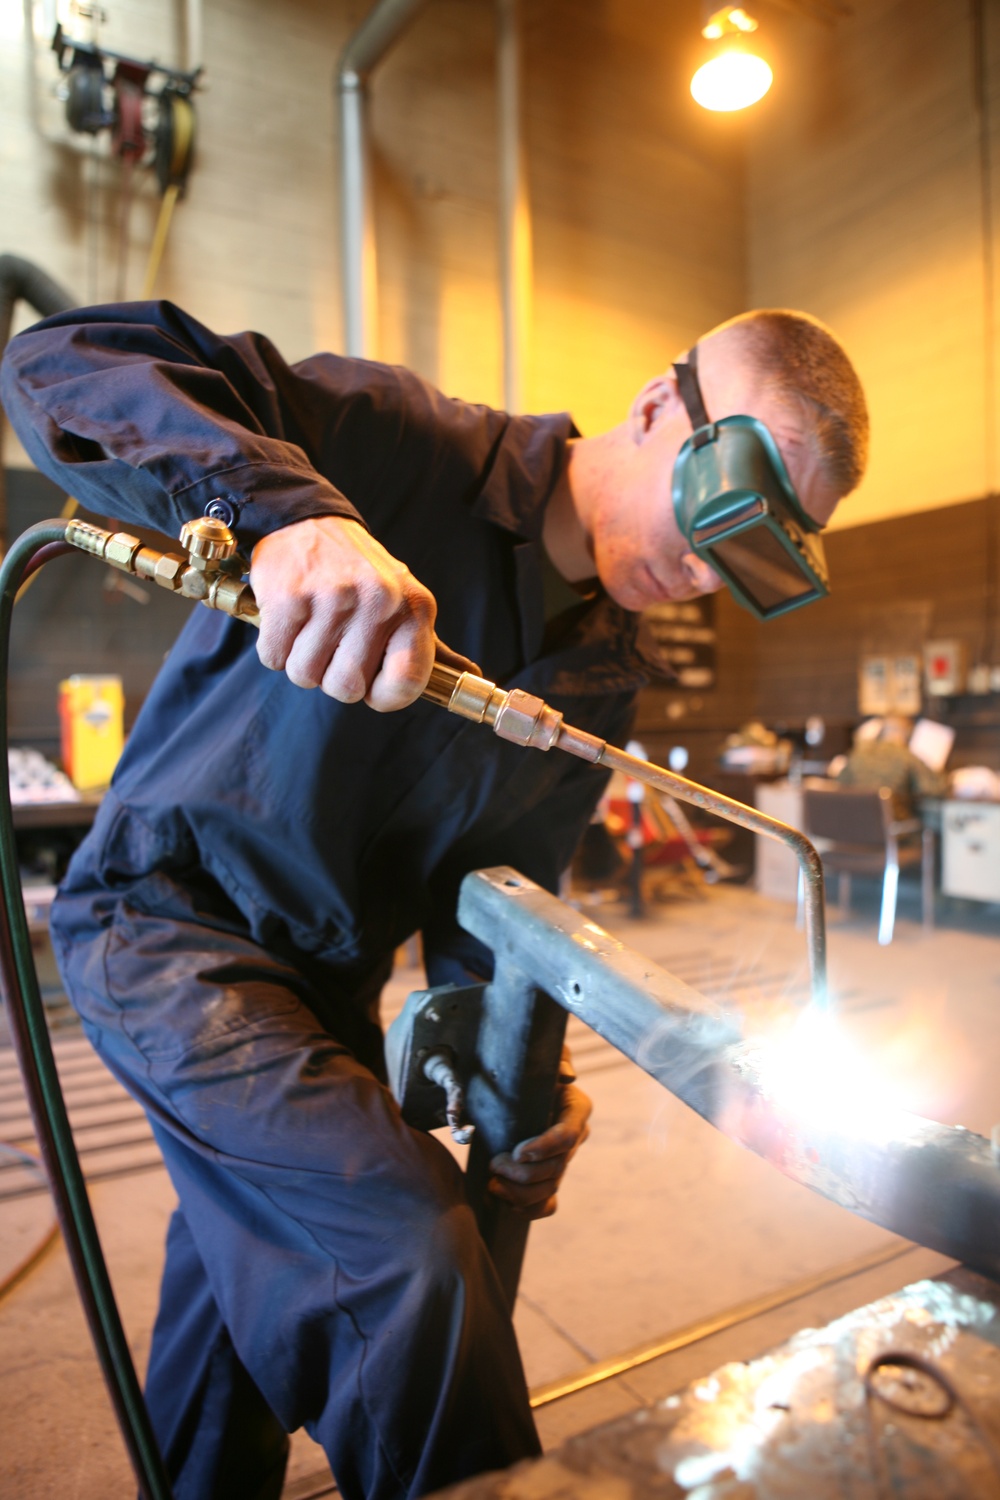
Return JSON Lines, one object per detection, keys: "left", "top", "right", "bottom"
{"left": 0, "top": 302, "right": 868, "bottom": 1500}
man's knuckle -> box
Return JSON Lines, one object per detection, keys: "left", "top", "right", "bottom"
{"left": 408, "top": 586, "right": 435, "bottom": 622}
{"left": 357, "top": 576, "right": 397, "bottom": 621}
{"left": 330, "top": 581, "right": 359, "bottom": 616}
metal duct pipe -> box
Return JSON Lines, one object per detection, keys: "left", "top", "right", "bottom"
{"left": 182, "top": 0, "right": 203, "bottom": 73}
{"left": 335, "top": 0, "right": 533, "bottom": 398}
{"left": 497, "top": 0, "right": 531, "bottom": 412}
{"left": 336, "top": 0, "right": 428, "bottom": 356}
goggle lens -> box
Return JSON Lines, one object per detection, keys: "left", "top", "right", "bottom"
{"left": 706, "top": 526, "right": 820, "bottom": 614}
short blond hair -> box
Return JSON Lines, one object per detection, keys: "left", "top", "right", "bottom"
{"left": 715, "top": 309, "right": 869, "bottom": 495}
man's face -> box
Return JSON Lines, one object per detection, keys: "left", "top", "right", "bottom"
{"left": 589, "top": 360, "right": 841, "bottom": 613}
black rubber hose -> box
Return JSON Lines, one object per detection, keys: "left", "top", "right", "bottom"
{"left": 0, "top": 256, "right": 78, "bottom": 545}
{"left": 0, "top": 521, "right": 174, "bottom": 1500}
{"left": 0, "top": 254, "right": 76, "bottom": 355}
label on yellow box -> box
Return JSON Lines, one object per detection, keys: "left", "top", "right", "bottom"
{"left": 58, "top": 675, "right": 124, "bottom": 792}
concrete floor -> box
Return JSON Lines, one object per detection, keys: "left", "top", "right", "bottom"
{"left": 1, "top": 873, "right": 997, "bottom": 1497}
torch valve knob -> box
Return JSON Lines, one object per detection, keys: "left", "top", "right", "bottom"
{"left": 179, "top": 516, "right": 238, "bottom": 564}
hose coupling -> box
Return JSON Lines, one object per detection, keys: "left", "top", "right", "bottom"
{"left": 420, "top": 666, "right": 563, "bottom": 749}
{"left": 493, "top": 690, "right": 564, "bottom": 751}
{"left": 421, "top": 1048, "right": 475, "bottom": 1144}
{"left": 65, "top": 518, "right": 143, "bottom": 572}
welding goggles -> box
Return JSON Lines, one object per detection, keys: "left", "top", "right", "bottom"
{"left": 670, "top": 349, "right": 830, "bottom": 620}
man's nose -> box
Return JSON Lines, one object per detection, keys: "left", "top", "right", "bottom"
{"left": 680, "top": 552, "right": 724, "bottom": 596}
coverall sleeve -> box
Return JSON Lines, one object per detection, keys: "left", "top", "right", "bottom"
{"left": 0, "top": 301, "right": 364, "bottom": 550}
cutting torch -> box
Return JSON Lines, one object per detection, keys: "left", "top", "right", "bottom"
{"left": 61, "top": 512, "right": 829, "bottom": 1003}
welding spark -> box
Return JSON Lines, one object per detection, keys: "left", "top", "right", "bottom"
{"left": 735, "top": 1006, "right": 914, "bottom": 1144}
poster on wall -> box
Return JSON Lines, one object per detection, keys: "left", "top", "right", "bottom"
{"left": 858, "top": 652, "right": 922, "bottom": 715}
{"left": 636, "top": 597, "right": 716, "bottom": 688}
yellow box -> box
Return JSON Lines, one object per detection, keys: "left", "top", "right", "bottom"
{"left": 58, "top": 675, "right": 124, "bottom": 792}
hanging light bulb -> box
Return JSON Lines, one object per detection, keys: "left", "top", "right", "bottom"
{"left": 691, "top": 6, "right": 773, "bottom": 113}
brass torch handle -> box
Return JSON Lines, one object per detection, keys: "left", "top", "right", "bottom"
{"left": 422, "top": 663, "right": 463, "bottom": 707}
{"left": 64, "top": 519, "right": 469, "bottom": 709}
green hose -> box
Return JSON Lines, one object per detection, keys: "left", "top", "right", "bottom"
{"left": 0, "top": 521, "right": 173, "bottom": 1500}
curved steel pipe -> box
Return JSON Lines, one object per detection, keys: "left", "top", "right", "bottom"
{"left": 425, "top": 662, "right": 828, "bottom": 1005}
{"left": 598, "top": 740, "right": 827, "bottom": 1006}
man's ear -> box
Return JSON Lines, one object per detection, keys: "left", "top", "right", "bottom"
{"left": 629, "top": 371, "right": 685, "bottom": 445}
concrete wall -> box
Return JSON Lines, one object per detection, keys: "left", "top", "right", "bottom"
{"left": 1, "top": 0, "right": 745, "bottom": 468}
{"left": 746, "top": 0, "right": 1000, "bottom": 531}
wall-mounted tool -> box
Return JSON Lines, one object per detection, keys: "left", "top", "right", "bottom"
{"left": 52, "top": 25, "right": 200, "bottom": 298}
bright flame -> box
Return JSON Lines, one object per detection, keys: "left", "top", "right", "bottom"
{"left": 748, "top": 1007, "right": 914, "bottom": 1141}
{"left": 691, "top": 50, "right": 773, "bottom": 112}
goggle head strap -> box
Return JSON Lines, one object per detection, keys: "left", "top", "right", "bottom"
{"left": 672, "top": 347, "right": 821, "bottom": 536}
{"left": 672, "top": 346, "right": 713, "bottom": 447}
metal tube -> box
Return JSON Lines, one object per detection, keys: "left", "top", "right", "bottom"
{"left": 336, "top": 0, "right": 428, "bottom": 356}
{"left": 339, "top": 0, "right": 428, "bottom": 79}
{"left": 183, "top": 0, "right": 202, "bottom": 72}
{"left": 594, "top": 741, "right": 827, "bottom": 1005}
{"left": 415, "top": 664, "right": 828, "bottom": 1001}
{"left": 464, "top": 963, "right": 567, "bottom": 1308}
{"left": 338, "top": 75, "right": 374, "bottom": 358}
{"left": 458, "top": 867, "right": 1000, "bottom": 1281}
{"left": 497, "top": 0, "right": 531, "bottom": 411}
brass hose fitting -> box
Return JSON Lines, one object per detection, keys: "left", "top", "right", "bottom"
{"left": 65, "top": 515, "right": 260, "bottom": 625}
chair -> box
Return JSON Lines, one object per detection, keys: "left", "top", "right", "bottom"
{"left": 800, "top": 784, "right": 935, "bottom": 945}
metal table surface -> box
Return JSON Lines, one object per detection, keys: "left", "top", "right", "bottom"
{"left": 433, "top": 1268, "right": 1000, "bottom": 1499}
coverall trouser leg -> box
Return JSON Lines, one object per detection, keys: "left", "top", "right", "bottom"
{"left": 144, "top": 1203, "right": 290, "bottom": 1500}
{"left": 50, "top": 877, "right": 542, "bottom": 1500}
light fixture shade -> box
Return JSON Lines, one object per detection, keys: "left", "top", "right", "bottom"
{"left": 691, "top": 50, "right": 773, "bottom": 111}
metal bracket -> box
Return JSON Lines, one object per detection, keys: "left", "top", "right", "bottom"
{"left": 385, "top": 982, "right": 486, "bottom": 1135}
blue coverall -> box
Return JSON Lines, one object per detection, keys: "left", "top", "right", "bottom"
{"left": 1, "top": 303, "right": 644, "bottom": 1500}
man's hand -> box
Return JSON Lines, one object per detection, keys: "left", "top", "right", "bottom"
{"left": 251, "top": 516, "right": 470, "bottom": 712}
{"left": 487, "top": 1076, "right": 592, "bottom": 1221}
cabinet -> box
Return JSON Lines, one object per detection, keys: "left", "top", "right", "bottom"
{"left": 942, "top": 801, "right": 1000, "bottom": 903}
{"left": 754, "top": 781, "right": 804, "bottom": 903}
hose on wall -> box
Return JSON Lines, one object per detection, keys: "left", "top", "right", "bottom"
{"left": 0, "top": 256, "right": 77, "bottom": 546}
